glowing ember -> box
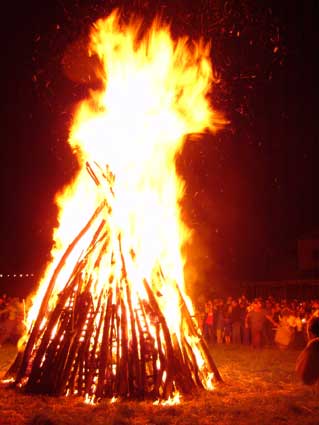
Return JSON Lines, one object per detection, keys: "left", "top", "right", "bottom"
{"left": 84, "top": 393, "right": 96, "bottom": 405}
{"left": 6, "top": 9, "right": 224, "bottom": 400}
{"left": 154, "top": 389, "right": 181, "bottom": 406}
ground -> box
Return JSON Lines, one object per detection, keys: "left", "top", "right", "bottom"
{"left": 0, "top": 344, "right": 318, "bottom": 425}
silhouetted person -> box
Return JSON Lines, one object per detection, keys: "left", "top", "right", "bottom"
{"left": 296, "top": 316, "right": 319, "bottom": 385}
{"left": 231, "top": 300, "right": 241, "bottom": 344}
{"left": 245, "top": 300, "right": 266, "bottom": 349}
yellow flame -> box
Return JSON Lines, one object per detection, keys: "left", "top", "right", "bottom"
{"left": 204, "top": 372, "right": 215, "bottom": 391}
{"left": 21, "top": 9, "right": 224, "bottom": 396}
{"left": 1, "top": 378, "right": 15, "bottom": 384}
{"left": 154, "top": 390, "right": 181, "bottom": 406}
{"left": 84, "top": 393, "right": 96, "bottom": 405}
{"left": 26, "top": 10, "right": 222, "bottom": 328}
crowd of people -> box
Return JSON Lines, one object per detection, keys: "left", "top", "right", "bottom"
{"left": 0, "top": 294, "right": 25, "bottom": 346}
{"left": 1, "top": 291, "right": 319, "bottom": 353}
{"left": 197, "top": 295, "right": 319, "bottom": 350}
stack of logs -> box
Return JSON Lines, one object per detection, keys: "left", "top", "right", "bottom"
{"left": 6, "top": 163, "right": 222, "bottom": 400}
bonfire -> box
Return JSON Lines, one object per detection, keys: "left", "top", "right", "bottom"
{"left": 6, "top": 10, "right": 224, "bottom": 401}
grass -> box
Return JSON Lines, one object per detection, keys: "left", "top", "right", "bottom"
{"left": 0, "top": 344, "right": 319, "bottom": 424}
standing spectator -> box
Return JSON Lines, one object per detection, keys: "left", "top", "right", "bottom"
{"left": 296, "top": 315, "right": 319, "bottom": 385}
{"left": 203, "top": 300, "right": 214, "bottom": 344}
{"left": 263, "top": 299, "right": 275, "bottom": 346}
{"left": 195, "top": 302, "right": 205, "bottom": 332}
{"left": 0, "top": 298, "right": 18, "bottom": 345}
{"left": 231, "top": 300, "right": 242, "bottom": 344}
{"left": 215, "top": 299, "right": 225, "bottom": 344}
{"left": 240, "top": 302, "right": 250, "bottom": 345}
{"left": 245, "top": 300, "right": 266, "bottom": 349}
{"left": 272, "top": 303, "right": 281, "bottom": 326}
{"left": 294, "top": 304, "right": 307, "bottom": 348}
{"left": 223, "top": 304, "right": 232, "bottom": 345}
{"left": 274, "top": 308, "right": 294, "bottom": 350}
{"left": 311, "top": 300, "right": 319, "bottom": 317}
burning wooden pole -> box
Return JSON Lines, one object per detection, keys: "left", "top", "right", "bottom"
{"left": 6, "top": 163, "right": 222, "bottom": 400}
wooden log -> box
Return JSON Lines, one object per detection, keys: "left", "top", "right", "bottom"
{"left": 4, "top": 350, "right": 24, "bottom": 380}
{"left": 84, "top": 290, "right": 106, "bottom": 396}
{"left": 28, "top": 287, "right": 93, "bottom": 396}
{"left": 33, "top": 293, "right": 77, "bottom": 393}
{"left": 117, "top": 233, "right": 142, "bottom": 397}
{"left": 170, "top": 333, "right": 197, "bottom": 394}
{"left": 58, "top": 290, "right": 94, "bottom": 396}
{"left": 153, "top": 323, "right": 166, "bottom": 397}
{"left": 24, "top": 215, "right": 108, "bottom": 393}
{"left": 117, "top": 296, "right": 129, "bottom": 397}
{"left": 60, "top": 227, "right": 110, "bottom": 396}
{"left": 109, "top": 301, "right": 120, "bottom": 396}
{"left": 134, "top": 304, "right": 147, "bottom": 397}
{"left": 76, "top": 296, "right": 96, "bottom": 396}
{"left": 96, "top": 289, "right": 113, "bottom": 397}
{"left": 16, "top": 202, "right": 106, "bottom": 384}
{"left": 75, "top": 300, "right": 96, "bottom": 396}
{"left": 121, "top": 285, "right": 141, "bottom": 397}
{"left": 142, "top": 279, "right": 176, "bottom": 399}
{"left": 86, "top": 161, "right": 115, "bottom": 203}
{"left": 25, "top": 271, "right": 83, "bottom": 393}
{"left": 174, "top": 282, "right": 223, "bottom": 383}
{"left": 136, "top": 299, "right": 160, "bottom": 397}
{"left": 181, "top": 335, "right": 203, "bottom": 388}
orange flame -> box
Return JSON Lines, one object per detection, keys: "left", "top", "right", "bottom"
{"left": 22, "top": 9, "right": 223, "bottom": 396}
{"left": 154, "top": 390, "right": 181, "bottom": 406}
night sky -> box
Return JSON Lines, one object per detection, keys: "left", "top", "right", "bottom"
{"left": 0, "top": 0, "right": 318, "bottom": 297}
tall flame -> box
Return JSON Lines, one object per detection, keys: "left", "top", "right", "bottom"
{"left": 18, "top": 10, "right": 224, "bottom": 399}
{"left": 27, "top": 10, "right": 222, "bottom": 332}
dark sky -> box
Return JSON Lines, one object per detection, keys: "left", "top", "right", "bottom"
{"left": 0, "top": 0, "right": 318, "bottom": 296}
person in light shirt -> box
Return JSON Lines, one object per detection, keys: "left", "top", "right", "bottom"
{"left": 273, "top": 308, "right": 295, "bottom": 350}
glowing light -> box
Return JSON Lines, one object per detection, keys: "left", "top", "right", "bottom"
{"left": 84, "top": 393, "right": 96, "bottom": 405}
{"left": 15, "top": 9, "right": 224, "bottom": 401}
{"left": 1, "top": 378, "right": 15, "bottom": 384}
{"left": 154, "top": 391, "right": 181, "bottom": 406}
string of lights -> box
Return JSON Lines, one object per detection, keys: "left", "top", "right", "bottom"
{"left": 0, "top": 274, "right": 35, "bottom": 278}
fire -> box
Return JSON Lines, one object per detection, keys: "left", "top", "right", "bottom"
{"left": 10, "top": 9, "right": 224, "bottom": 400}
{"left": 154, "top": 389, "right": 181, "bottom": 406}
